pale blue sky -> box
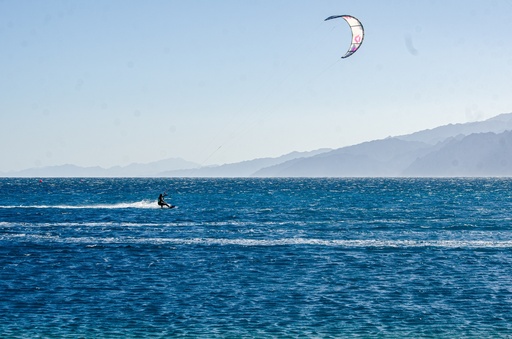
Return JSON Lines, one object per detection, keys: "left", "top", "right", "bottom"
{"left": 1, "top": 0, "right": 512, "bottom": 172}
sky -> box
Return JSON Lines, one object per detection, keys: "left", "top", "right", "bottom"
{"left": 1, "top": 0, "right": 512, "bottom": 172}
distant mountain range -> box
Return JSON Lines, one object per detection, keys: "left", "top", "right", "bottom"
{"left": 3, "top": 112, "right": 512, "bottom": 177}
{"left": 253, "top": 112, "right": 512, "bottom": 177}
{"left": 1, "top": 158, "right": 199, "bottom": 178}
{"left": 160, "top": 149, "right": 331, "bottom": 177}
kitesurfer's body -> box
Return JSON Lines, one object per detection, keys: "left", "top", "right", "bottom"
{"left": 158, "top": 193, "right": 172, "bottom": 208}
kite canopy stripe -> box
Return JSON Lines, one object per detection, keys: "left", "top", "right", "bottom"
{"left": 325, "top": 15, "right": 364, "bottom": 59}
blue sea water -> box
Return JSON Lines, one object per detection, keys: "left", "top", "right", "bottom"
{"left": 1, "top": 177, "right": 512, "bottom": 338}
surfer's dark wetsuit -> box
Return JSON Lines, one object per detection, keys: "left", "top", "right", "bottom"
{"left": 158, "top": 193, "right": 171, "bottom": 208}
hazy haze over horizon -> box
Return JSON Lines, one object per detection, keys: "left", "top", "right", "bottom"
{"left": 1, "top": 0, "right": 512, "bottom": 172}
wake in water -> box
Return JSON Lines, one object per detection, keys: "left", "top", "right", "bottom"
{"left": 3, "top": 233, "right": 512, "bottom": 249}
{"left": 0, "top": 200, "right": 158, "bottom": 209}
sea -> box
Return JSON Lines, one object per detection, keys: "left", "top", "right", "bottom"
{"left": 1, "top": 177, "right": 512, "bottom": 338}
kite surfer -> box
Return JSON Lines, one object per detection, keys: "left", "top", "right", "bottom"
{"left": 158, "top": 193, "right": 172, "bottom": 209}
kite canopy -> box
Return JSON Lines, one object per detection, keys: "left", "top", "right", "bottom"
{"left": 325, "top": 15, "right": 364, "bottom": 59}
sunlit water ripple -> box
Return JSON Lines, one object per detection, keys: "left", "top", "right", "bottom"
{"left": 1, "top": 178, "right": 512, "bottom": 338}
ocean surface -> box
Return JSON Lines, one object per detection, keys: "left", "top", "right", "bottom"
{"left": 1, "top": 178, "right": 512, "bottom": 338}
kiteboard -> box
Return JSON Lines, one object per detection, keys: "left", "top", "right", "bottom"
{"left": 158, "top": 204, "right": 176, "bottom": 209}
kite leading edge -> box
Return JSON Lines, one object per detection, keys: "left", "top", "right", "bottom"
{"left": 325, "top": 15, "right": 364, "bottom": 59}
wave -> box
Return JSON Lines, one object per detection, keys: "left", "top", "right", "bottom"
{"left": 4, "top": 234, "right": 512, "bottom": 249}
{"left": 0, "top": 220, "right": 300, "bottom": 228}
{"left": 0, "top": 200, "right": 158, "bottom": 209}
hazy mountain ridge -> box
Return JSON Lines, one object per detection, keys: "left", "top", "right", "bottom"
{"left": 161, "top": 149, "right": 332, "bottom": 177}
{"left": 395, "top": 112, "right": 512, "bottom": 145}
{"left": 253, "top": 138, "right": 433, "bottom": 177}
{"left": 257, "top": 113, "right": 512, "bottom": 177}
{"left": 3, "top": 113, "right": 512, "bottom": 177}
{"left": 1, "top": 150, "right": 331, "bottom": 178}
{"left": 403, "top": 131, "right": 512, "bottom": 177}
{"left": 2, "top": 158, "right": 199, "bottom": 178}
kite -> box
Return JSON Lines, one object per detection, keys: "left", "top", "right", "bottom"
{"left": 325, "top": 15, "right": 364, "bottom": 59}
